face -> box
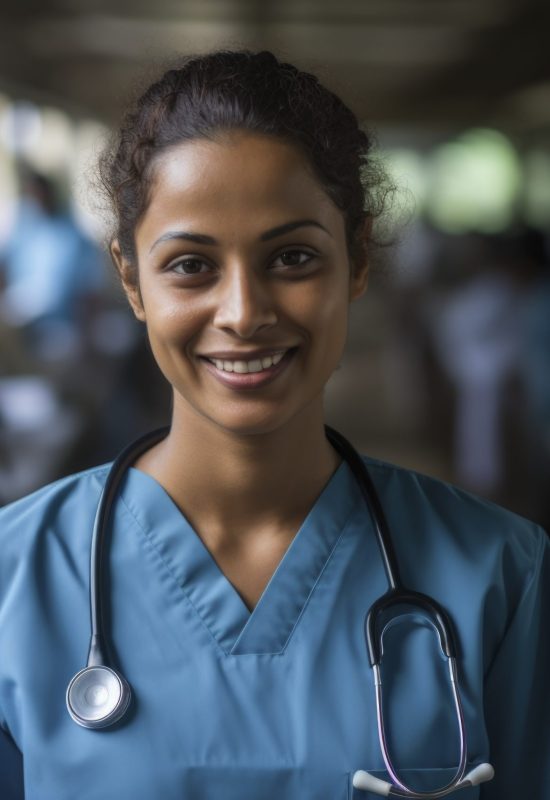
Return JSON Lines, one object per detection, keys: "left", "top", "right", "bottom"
{"left": 113, "top": 132, "right": 368, "bottom": 437}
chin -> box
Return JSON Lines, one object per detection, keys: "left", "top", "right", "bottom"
{"left": 198, "top": 401, "right": 308, "bottom": 438}
{"left": 174, "top": 387, "right": 321, "bottom": 438}
{"left": 212, "top": 415, "right": 291, "bottom": 438}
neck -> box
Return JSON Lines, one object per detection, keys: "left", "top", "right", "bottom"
{"left": 135, "top": 395, "right": 341, "bottom": 550}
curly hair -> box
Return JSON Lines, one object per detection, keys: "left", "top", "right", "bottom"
{"left": 100, "top": 49, "right": 390, "bottom": 283}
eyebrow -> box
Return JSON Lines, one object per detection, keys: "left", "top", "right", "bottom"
{"left": 149, "top": 219, "right": 332, "bottom": 253}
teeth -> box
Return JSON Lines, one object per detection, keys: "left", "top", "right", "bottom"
{"left": 210, "top": 351, "right": 288, "bottom": 374}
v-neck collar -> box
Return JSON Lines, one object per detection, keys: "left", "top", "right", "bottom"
{"left": 118, "top": 459, "right": 362, "bottom": 655}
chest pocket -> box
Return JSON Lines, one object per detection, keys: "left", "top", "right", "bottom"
{"left": 175, "top": 766, "right": 350, "bottom": 799}
{"left": 347, "top": 767, "right": 481, "bottom": 799}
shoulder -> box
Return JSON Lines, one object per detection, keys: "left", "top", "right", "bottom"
{"left": 359, "top": 454, "right": 546, "bottom": 588}
{"left": 0, "top": 464, "right": 111, "bottom": 566}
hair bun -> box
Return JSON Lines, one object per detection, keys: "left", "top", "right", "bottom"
{"left": 253, "top": 51, "right": 279, "bottom": 68}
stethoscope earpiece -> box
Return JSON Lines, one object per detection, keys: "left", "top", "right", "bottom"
{"left": 66, "top": 665, "right": 131, "bottom": 729}
{"left": 352, "top": 763, "right": 495, "bottom": 797}
{"left": 353, "top": 770, "right": 392, "bottom": 795}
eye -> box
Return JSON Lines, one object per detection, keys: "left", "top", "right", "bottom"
{"left": 169, "top": 257, "right": 212, "bottom": 276}
{"left": 270, "top": 249, "right": 315, "bottom": 269}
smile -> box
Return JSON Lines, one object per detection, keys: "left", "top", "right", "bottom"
{"left": 205, "top": 351, "right": 286, "bottom": 374}
{"left": 199, "top": 348, "right": 298, "bottom": 390}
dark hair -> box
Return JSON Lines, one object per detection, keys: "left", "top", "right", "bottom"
{"left": 100, "top": 49, "right": 390, "bottom": 282}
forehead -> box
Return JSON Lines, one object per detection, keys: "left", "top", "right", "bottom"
{"left": 136, "top": 132, "right": 345, "bottom": 246}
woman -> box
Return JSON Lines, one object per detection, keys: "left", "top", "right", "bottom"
{"left": 0, "top": 50, "right": 548, "bottom": 800}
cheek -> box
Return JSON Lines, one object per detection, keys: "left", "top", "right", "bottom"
{"left": 142, "top": 289, "right": 203, "bottom": 346}
{"left": 298, "top": 276, "right": 350, "bottom": 347}
{"left": 141, "top": 303, "right": 206, "bottom": 385}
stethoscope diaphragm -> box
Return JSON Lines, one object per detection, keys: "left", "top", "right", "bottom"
{"left": 66, "top": 665, "right": 131, "bottom": 729}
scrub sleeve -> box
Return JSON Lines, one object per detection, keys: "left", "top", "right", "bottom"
{"left": 0, "top": 726, "right": 23, "bottom": 799}
{"left": 481, "top": 526, "right": 550, "bottom": 798}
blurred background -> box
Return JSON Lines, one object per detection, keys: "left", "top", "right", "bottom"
{"left": 0, "top": 0, "right": 549, "bottom": 531}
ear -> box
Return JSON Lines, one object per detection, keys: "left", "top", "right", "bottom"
{"left": 110, "top": 239, "right": 146, "bottom": 322}
{"left": 349, "top": 259, "right": 369, "bottom": 302}
{"left": 348, "top": 217, "right": 371, "bottom": 302}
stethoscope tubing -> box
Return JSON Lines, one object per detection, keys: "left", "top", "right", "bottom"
{"left": 373, "top": 658, "right": 467, "bottom": 796}
{"left": 324, "top": 427, "right": 402, "bottom": 591}
{"left": 87, "top": 427, "right": 170, "bottom": 668}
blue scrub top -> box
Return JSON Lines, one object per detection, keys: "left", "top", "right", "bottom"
{"left": 0, "top": 454, "right": 548, "bottom": 799}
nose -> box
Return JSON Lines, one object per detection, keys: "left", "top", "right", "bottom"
{"left": 212, "top": 264, "right": 278, "bottom": 338}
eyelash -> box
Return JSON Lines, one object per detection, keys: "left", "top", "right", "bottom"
{"left": 169, "top": 258, "right": 210, "bottom": 276}
{"left": 272, "top": 249, "right": 316, "bottom": 270}
{"left": 167, "top": 248, "right": 317, "bottom": 277}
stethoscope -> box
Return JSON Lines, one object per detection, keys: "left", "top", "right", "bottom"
{"left": 66, "top": 426, "right": 494, "bottom": 798}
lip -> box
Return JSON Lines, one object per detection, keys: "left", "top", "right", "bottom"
{"left": 200, "top": 347, "right": 298, "bottom": 390}
{"left": 199, "top": 347, "right": 293, "bottom": 360}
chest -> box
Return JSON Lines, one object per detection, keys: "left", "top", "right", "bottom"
{"left": 207, "top": 532, "right": 296, "bottom": 611}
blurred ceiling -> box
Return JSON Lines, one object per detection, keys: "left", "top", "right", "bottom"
{"left": 1, "top": 0, "right": 549, "bottom": 137}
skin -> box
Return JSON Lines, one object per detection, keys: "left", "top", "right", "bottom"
{"left": 111, "top": 131, "right": 369, "bottom": 610}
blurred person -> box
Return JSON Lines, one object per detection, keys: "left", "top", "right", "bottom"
{"left": 0, "top": 51, "right": 548, "bottom": 800}
{"left": 427, "top": 235, "right": 522, "bottom": 496}
{"left": 518, "top": 228, "right": 550, "bottom": 529}
{"left": 0, "top": 165, "right": 105, "bottom": 364}
{"left": 0, "top": 166, "right": 111, "bottom": 502}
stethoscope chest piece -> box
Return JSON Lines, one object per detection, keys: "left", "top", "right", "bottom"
{"left": 66, "top": 665, "right": 131, "bottom": 729}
